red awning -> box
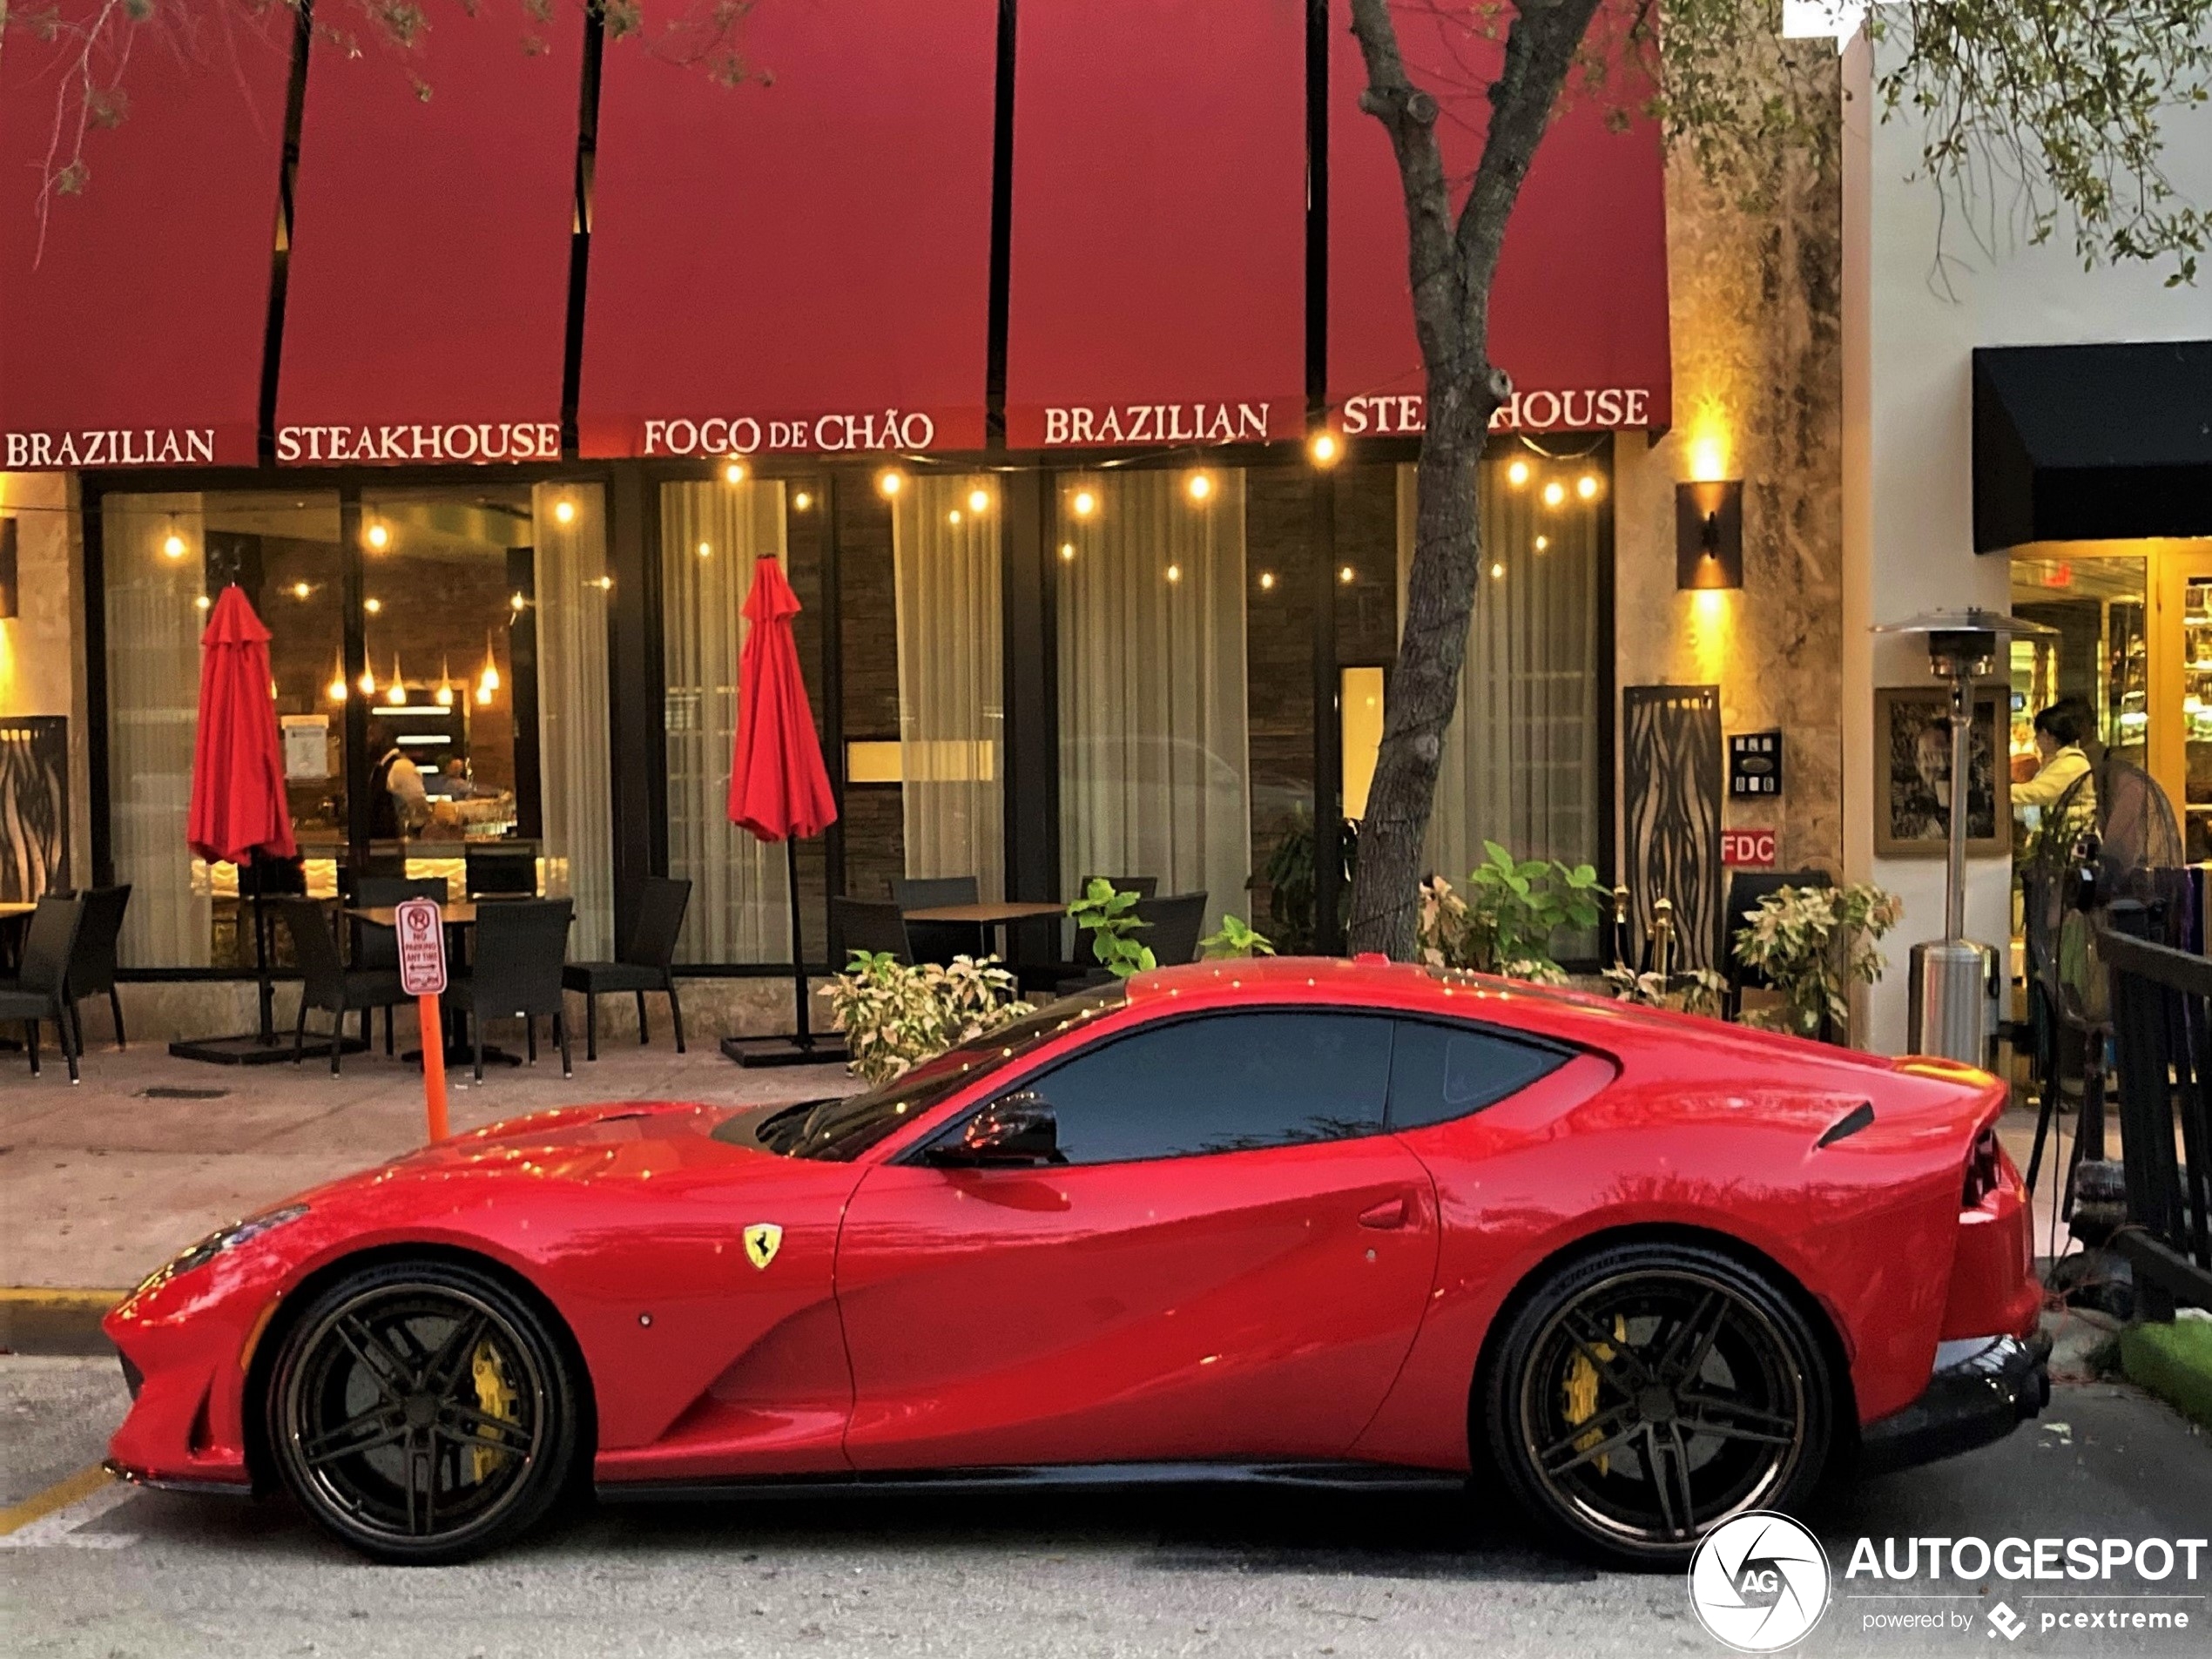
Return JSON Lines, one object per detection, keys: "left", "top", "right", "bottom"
{"left": 0, "top": 7, "right": 292, "bottom": 469}
{"left": 1004, "top": 0, "right": 1307, "bottom": 452}
{"left": 273, "top": 13, "right": 581, "bottom": 465}
{"left": 577, "top": 3, "right": 999, "bottom": 462}
{"left": 1327, "top": 3, "right": 1672, "bottom": 437}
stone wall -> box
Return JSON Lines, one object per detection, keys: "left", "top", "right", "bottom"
{"left": 1613, "top": 61, "right": 1846, "bottom": 883}
{"left": 0, "top": 469, "right": 93, "bottom": 887}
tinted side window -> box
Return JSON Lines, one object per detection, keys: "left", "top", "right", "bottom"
{"left": 1386, "top": 1020, "right": 1568, "bottom": 1130}
{"left": 1018, "top": 1012, "right": 1393, "bottom": 1165}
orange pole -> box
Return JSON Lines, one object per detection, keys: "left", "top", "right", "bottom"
{"left": 419, "top": 992, "right": 449, "bottom": 1142}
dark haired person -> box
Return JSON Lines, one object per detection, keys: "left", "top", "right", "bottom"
{"left": 2013, "top": 698, "right": 2095, "bottom": 829}
{"left": 366, "top": 719, "right": 430, "bottom": 840}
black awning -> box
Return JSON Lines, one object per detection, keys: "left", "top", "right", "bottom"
{"left": 1973, "top": 340, "right": 2212, "bottom": 552}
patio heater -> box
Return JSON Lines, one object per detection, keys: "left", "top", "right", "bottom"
{"left": 1872, "top": 609, "right": 2054, "bottom": 1064}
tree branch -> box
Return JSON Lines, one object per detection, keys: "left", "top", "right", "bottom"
{"left": 1347, "top": 0, "right": 1466, "bottom": 379}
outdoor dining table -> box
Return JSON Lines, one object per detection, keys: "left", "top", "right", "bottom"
{"left": 345, "top": 900, "right": 564, "bottom": 1069}
{"left": 0, "top": 900, "right": 33, "bottom": 978}
{"left": 900, "top": 900, "right": 1069, "bottom": 961}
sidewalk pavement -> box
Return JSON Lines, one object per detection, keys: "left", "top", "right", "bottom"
{"left": 1, "top": 1034, "right": 849, "bottom": 1296}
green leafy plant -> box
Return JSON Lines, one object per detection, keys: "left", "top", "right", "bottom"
{"left": 1257, "top": 805, "right": 1356, "bottom": 954}
{"left": 1602, "top": 963, "right": 1730, "bottom": 1018}
{"left": 1418, "top": 842, "right": 1605, "bottom": 984}
{"left": 1731, "top": 883, "right": 1904, "bottom": 1042}
{"left": 1069, "top": 879, "right": 1154, "bottom": 979}
{"left": 1199, "top": 914, "right": 1275, "bottom": 961}
{"left": 824, "top": 951, "right": 1034, "bottom": 1086}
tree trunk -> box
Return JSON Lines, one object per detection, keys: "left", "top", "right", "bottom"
{"left": 1343, "top": 0, "right": 1607, "bottom": 959}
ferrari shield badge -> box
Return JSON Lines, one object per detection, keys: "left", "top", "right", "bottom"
{"left": 743, "top": 1223, "right": 784, "bottom": 1271}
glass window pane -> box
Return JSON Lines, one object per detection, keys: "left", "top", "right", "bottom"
{"left": 1056, "top": 469, "right": 1251, "bottom": 943}
{"left": 660, "top": 476, "right": 829, "bottom": 964}
{"left": 1022, "top": 1011, "right": 1393, "bottom": 1164}
{"left": 1386, "top": 1018, "right": 1568, "bottom": 1130}
{"left": 1246, "top": 470, "right": 1319, "bottom": 950}
{"left": 102, "top": 490, "right": 343, "bottom": 968}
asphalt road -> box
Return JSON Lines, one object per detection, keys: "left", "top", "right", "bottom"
{"left": 4, "top": 1356, "right": 2209, "bottom": 1659}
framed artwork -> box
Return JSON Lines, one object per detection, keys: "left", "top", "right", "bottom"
{"left": 1873, "top": 687, "right": 2010, "bottom": 857}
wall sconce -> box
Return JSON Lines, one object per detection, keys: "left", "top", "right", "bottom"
{"left": 0, "top": 516, "right": 17, "bottom": 619}
{"left": 1676, "top": 480, "right": 1743, "bottom": 590}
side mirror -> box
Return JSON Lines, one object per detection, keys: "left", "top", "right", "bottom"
{"left": 927, "top": 1092, "right": 1061, "bottom": 1167}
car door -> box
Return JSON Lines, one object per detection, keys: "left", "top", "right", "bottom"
{"left": 834, "top": 1009, "right": 1440, "bottom": 1472}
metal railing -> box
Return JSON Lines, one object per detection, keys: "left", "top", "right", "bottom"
{"left": 2095, "top": 907, "right": 2212, "bottom": 1316}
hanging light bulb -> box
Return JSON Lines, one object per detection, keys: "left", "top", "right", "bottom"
{"left": 1507, "top": 458, "right": 1530, "bottom": 488}
{"left": 1576, "top": 473, "right": 1600, "bottom": 501}
{"left": 365, "top": 522, "right": 389, "bottom": 550}
{"left": 290, "top": 580, "right": 312, "bottom": 600}
{"left": 435, "top": 655, "right": 455, "bottom": 708}
{"left": 1307, "top": 431, "right": 1340, "bottom": 468}
{"left": 1184, "top": 471, "right": 1212, "bottom": 503}
{"left": 327, "top": 650, "right": 347, "bottom": 705}
{"left": 358, "top": 666, "right": 377, "bottom": 698}
{"left": 1542, "top": 480, "right": 1566, "bottom": 508}
{"left": 363, "top": 597, "right": 382, "bottom": 615}
{"left": 948, "top": 509, "right": 963, "bottom": 526}
{"left": 967, "top": 487, "right": 990, "bottom": 514}
{"left": 1070, "top": 489, "right": 1097, "bottom": 519}
{"left": 876, "top": 469, "right": 904, "bottom": 498}
{"left": 194, "top": 594, "right": 212, "bottom": 611}
{"left": 478, "top": 634, "right": 501, "bottom": 702}
{"left": 552, "top": 497, "right": 577, "bottom": 525}
{"left": 723, "top": 460, "right": 747, "bottom": 486}
{"left": 792, "top": 490, "right": 813, "bottom": 512}
{"left": 1165, "top": 563, "right": 1183, "bottom": 583}
{"left": 1258, "top": 570, "right": 1277, "bottom": 591}
{"left": 386, "top": 655, "right": 407, "bottom": 705}
{"left": 162, "top": 529, "right": 187, "bottom": 560}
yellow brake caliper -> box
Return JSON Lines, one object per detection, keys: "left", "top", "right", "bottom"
{"left": 1561, "top": 1316, "right": 1629, "bottom": 1476}
{"left": 469, "top": 1342, "right": 518, "bottom": 1484}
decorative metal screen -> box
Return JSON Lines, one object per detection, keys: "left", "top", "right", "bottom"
{"left": 0, "top": 715, "right": 69, "bottom": 901}
{"left": 1622, "top": 685, "right": 1722, "bottom": 971}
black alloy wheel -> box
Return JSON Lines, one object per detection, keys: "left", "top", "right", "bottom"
{"left": 267, "top": 1259, "right": 582, "bottom": 1563}
{"left": 1484, "top": 1241, "right": 1834, "bottom": 1568}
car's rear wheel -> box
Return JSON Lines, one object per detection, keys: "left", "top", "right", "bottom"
{"left": 266, "top": 1258, "right": 581, "bottom": 1563}
{"left": 1483, "top": 1240, "right": 1834, "bottom": 1568}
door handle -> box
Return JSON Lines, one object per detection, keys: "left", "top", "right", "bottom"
{"left": 1358, "top": 1196, "right": 1409, "bottom": 1230}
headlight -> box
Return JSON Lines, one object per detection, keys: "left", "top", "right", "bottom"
{"left": 131, "top": 1204, "right": 310, "bottom": 1298}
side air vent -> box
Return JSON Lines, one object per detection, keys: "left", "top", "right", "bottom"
{"left": 1816, "top": 1102, "right": 1876, "bottom": 1149}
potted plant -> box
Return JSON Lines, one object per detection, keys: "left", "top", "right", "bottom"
{"left": 1418, "top": 841, "right": 1605, "bottom": 983}
{"left": 823, "top": 952, "right": 1033, "bottom": 1086}
{"left": 1730, "top": 882, "right": 1903, "bottom": 1042}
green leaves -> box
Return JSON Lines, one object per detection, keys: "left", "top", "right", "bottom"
{"left": 1069, "top": 879, "right": 1156, "bottom": 980}
{"left": 823, "top": 951, "right": 1033, "bottom": 1087}
{"left": 1731, "top": 881, "right": 1902, "bottom": 1041}
{"left": 1200, "top": 914, "right": 1276, "bottom": 961}
{"left": 1419, "top": 848, "right": 1600, "bottom": 981}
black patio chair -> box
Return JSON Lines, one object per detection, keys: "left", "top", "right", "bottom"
{"left": 0, "top": 893, "right": 86, "bottom": 1082}
{"left": 276, "top": 898, "right": 408, "bottom": 1076}
{"left": 62, "top": 883, "right": 131, "bottom": 1052}
{"left": 350, "top": 877, "right": 445, "bottom": 1054}
{"left": 891, "top": 874, "right": 982, "bottom": 964}
{"left": 450, "top": 898, "right": 574, "bottom": 1082}
{"left": 563, "top": 877, "right": 691, "bottom": 1062}
{"left": 466, "top": 845, "right": 539, "bottom": 900}
{"left": 832, "top": 897, "right": 912, "bottom": 965}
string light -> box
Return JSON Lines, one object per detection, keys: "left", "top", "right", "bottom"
{"left": 1184, "top": 472, "right": 1212, "bottom": 503}
{"left": 553, "top": 497, "right": 577, "bottom": 524}
{"left": 722, "top": 460, "right": 746, "bottom": 486}
{"left": 1507, "top": 459, "right": 1530, "bottom": 488}
{"left": 948, "top": 509, "right": 963, "bottom": 526}
{"left": 1258, "top": 570, "right": 1276, "bottom": 591}
{"left": 1307, "top": 431, "right": 1340, "bottom": 468}
{"left": 1576, "top": 474, "right": 1600, "bottom": 501}
{"left": 967, "top": 487, "right": 990, "bottom": 513}
{"left": 1535, "top": 535, "right": 1550, "bottom": 552}
{"left": 1070, "top": 489, "right": 1097, "bottom": 518}
{"left": 1058, "top": 542, "right": 1076, "bottom": 562}
{"left": 1542, "top": 480, "right": 1566, "bottom": 508}
{"left": 792, "top": 490, "right": 813, "bottom": 511}
{"left": 1339, "top": 565, "right": 1355, "bottom": 585}
{"left": 364, "top": 597, "right": 382, "bottom": 614}
{"left": 290, "top": 581, "right": 312, "bottom": 600}
{"left": 365, "top": 523, "right": 388, "bottom": 550}
{"left": 1165, "top": 563, "right": 1182, "bottom": 583}
{"left": 162, "top": 530, "right": 187, "bottom": 560}
{"left": 876, "top": 469, "right": 904, "bottom": 498}
{"left": 697, "top": 541, "right": 712, "bottom": 559}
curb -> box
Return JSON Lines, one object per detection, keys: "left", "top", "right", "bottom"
{"left": 0, "top": 1290, "right": 128, "bottom": 1357}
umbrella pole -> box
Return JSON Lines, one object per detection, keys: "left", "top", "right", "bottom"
{"left": 252, "top": 853, "right": 274, "bottom": 1044}
{"left": 786, "top": 837, "right": 813, "bottom": 1051}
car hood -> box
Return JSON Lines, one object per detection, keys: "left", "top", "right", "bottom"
{"left": 365, "top": 1098, "right": 819, "bottom": 1188}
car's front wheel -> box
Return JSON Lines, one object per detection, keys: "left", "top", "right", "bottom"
{"left": 266, "top": 1258, "right": 582, "bottom": 1563}
{"left": 1482, "top": 1240, "right": 1836, "bottom": 1568}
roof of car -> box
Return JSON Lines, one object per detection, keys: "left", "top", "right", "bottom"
{"left": 1123, "top": 954, "right": 1555, "bottom": 1020}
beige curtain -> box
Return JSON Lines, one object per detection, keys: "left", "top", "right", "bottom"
{"left": 530, "top": 483, "right": 615, "bottom": 959}
{"left": 660, "top": 480, "right": 792, "bottom": 962}
{"left": 101, "top": 493, "right": 212, "bottom": 967}
{"left": 1056, "top": 469, "right": 1251, "bottom": 936}
{"left": 893, "top": 475, "right": 1004, "bottom": 897}
{"left": 1397, "top": 458, "right": 1602, "bottom": 884}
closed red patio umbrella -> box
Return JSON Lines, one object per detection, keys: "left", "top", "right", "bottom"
{"left": 175, "top": 586, "right": 298, "bottom": 1060}
{"left": 723, "top": 556, "right": 844, "bottom": 1066}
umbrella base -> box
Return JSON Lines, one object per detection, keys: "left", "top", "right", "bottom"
{"left": 720, "top": 1034, "right": 849, "bottom": 1069}
{"left": 168, "top": 1031, "right": 368, "bottom": 1066}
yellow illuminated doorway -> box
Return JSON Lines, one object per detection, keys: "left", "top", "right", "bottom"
{"left": 2151, "top": 541, "right": 2212, "bottom": 859}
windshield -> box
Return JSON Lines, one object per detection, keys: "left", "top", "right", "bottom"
{"left": 757, "top": 985, "right": 1126, "bottom": 1162}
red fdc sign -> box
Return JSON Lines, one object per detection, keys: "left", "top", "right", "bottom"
{"left": 1721, "top": 829, "right": 1777, "bottom": 867}
{"left": 394, "top": 897, "right": 448, "bottom": 996}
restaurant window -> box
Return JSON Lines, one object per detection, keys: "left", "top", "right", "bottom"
{"left": 101, "top": 483, "right": 613, "bottom": 968}
{"left": 660, "top": 475, "right": 830, "bottom": 963}
{"left": 1055, "top": 469, "right": 1251, "bottom": 940}
{"left": 103, "top": 491, "right": 344, "bottom": 968}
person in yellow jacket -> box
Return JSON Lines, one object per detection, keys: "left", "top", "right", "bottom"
{"left": 2013, "top": 698, "right": 2096, "bottom": 836}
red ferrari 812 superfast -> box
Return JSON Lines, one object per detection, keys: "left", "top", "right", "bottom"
{"left": 105, "top": 958, "right": 2047, "bottom": 1566}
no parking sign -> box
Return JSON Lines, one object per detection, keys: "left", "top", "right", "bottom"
{"left": 394, "top": 897, "right": 449, "bottom": 1140}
